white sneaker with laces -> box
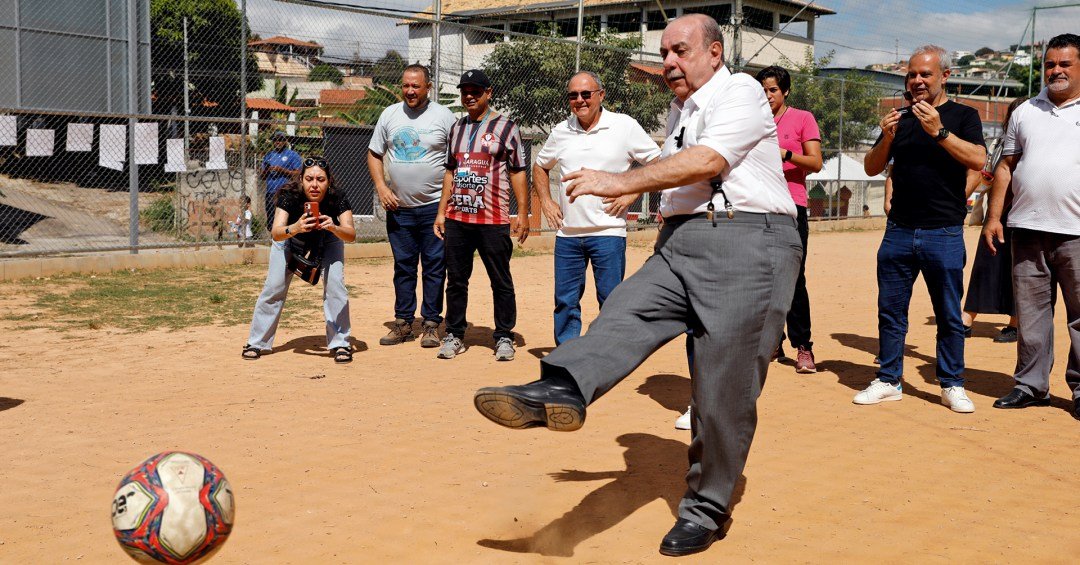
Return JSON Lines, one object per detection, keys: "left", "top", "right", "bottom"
{"left": 853, "top": 379, "right": 903, "bottom": 405}
{"left": 941, "top": 386, "right": 975, "bottom": 413}
{"left": 675, "top": 406, "right": 692, "bottom": 430}
{"left": 437, "top": 335, "right": 465, "bottom": 359}
{"left": 494, "top": 337, "right": 515, "bottom": 361}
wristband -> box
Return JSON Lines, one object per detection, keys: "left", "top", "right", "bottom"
{"left": 783, "top": 150, "right": 793, "bottom": 162}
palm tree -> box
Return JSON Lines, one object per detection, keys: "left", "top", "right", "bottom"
{"left": 338, "top": 85, "right": 402, "bottom": 125}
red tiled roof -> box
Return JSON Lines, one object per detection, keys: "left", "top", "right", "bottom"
{"left": 248, "top": 36, "right": 322, "bottom": 50}
{"left": 319, "top": 89, "right": 367, "bottom": 105}
{"left": 629, "top": 62, "right": 663, "bottom": 76}
{"left": 245, "top": 98, "right": 299, "bottom": 112}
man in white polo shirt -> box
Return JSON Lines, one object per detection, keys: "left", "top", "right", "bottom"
{"left": 983, "top": 33, "right": 1080, "bottom": 420}
{"left": 534, "top": 70, "right": 661, "bottom": 345}
{"left": 472, "top": 14, "right": 801, "bottom": 556}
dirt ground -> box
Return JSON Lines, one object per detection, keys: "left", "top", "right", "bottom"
{"left": 2, "top": 227, "right": 1079, "bottom": 564}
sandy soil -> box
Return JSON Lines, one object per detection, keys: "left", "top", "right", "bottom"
{"left": 2, "top": 226, "right": 1079, "bottom": 564}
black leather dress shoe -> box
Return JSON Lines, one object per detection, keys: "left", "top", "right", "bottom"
{"left": 1072, "top": 398, "right": 1080, "bottom": 421}
{"left": 659, "top": 518, "right": 721, "bottom": 557}
{"left": 474, "top": 378, "right": 586, "bottom": 431}
{"left": 993, "top": 388, "right": 1051, "bottom": 409}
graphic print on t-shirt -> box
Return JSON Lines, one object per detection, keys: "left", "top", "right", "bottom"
{"left": 390, "top": 126, "right": 426, "bottom": 162}
{"left": 451, "top": 152, "right": 493, "bottom": 215}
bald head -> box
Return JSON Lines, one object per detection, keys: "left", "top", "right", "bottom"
{"left": 672, "top": 13, "right": 724, "bottom": 55}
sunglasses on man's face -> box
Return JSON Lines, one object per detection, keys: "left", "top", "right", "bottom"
{"left": 567, "top": 89, "right": 601, "bottom": 101}
{"left": 303, "top": 157, "right": 328, "bottom": 170}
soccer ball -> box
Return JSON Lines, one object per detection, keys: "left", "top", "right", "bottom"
{"left": 111, "top": 451, "right": 235, "bottom": 564}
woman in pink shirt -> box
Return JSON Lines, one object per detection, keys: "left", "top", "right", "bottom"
{"left": 757, "top": 65, "right": 823, "bottom": 373}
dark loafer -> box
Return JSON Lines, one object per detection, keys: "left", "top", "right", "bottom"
{"left": 993, "top": 326, "right": 1018, "bottom": 343}
{"left": 659, "top": 518, "right": 721, "bottom": 556}
{"left": 1072, "top": 398, "right": 1080, "bottom": 421}
{"left": 474, "top": 379, "right": 586, "bottom": 431}
{"left": 993, "top": 388, "right": 1051, "bottom": 409}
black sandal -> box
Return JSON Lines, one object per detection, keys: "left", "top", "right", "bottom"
{"left": 333, "top": 347, "right": 353, "bottom": 364}
{"left": 242, "top": 345, "right": 261, "bottom": 360}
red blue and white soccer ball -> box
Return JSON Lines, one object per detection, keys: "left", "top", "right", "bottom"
{"left": 111, "top": 451, "right": 235, "bottom": 564}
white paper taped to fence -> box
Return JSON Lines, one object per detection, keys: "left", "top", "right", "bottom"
{"left": 66, "top": 123, "right": 93, "bottom": 152}
{"left": 135, "top": 122, "right": 159, "bottom": 164}
{"left": 165, "top": 139, "right": 187, "bottom": 172}
{"left": 0, "top": 115, "right": 16, "bottom": 146}
{"left": 205, "top": 136, "right": 227, "bottom": 170}
{"left": 99, "top": 124, "right": 126, "bottom": 169}
{"left": 26, "top": 129, "right": 54, "bottom": 157}
{"left": 286, "top": 112, "right": 296, "bottom": 137}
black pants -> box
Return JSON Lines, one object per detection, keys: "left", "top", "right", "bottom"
{"left": 444, "top": 219, "right": 516, "bottom": 340}
{"left": 785, "top": 205, "right": 812, "bottom": 348}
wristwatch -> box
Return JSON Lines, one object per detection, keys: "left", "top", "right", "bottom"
{"left": 935, "top": 128, "right": 950, "bottom": 141}
{"left": 783, "top": 149, "right": 793, "bottom": 162}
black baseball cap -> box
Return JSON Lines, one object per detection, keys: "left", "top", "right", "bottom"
{"left": 457, "top": 69, "right": 491, "bottom": 89}
{"left": 271, "top": 131, "right": 287, "bottom": 141}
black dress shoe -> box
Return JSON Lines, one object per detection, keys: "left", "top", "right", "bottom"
{"left": 993, "top": 388, "right": 1051, "bottom": 409}
{"left": 474, "top": 378, "right": 586, "bottom": 431}
{"left": 1072, "top": 398, "right": 1080, "bottom": 421}
{"left": 993, "top": 326, "right": 1018, "bottom": 343}
{"left": 659, "top": 518, "right": 721, "bottom": 557}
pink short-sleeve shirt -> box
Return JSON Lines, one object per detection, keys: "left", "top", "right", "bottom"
{"left": 775, "top": 107, "right": 820, "bottom": 207}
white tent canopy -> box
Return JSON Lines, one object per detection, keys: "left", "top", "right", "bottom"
{"left": 807, "top": 154, "right": 886, "bottom": 183}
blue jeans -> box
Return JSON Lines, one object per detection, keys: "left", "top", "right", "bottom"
{"left": 876, "top": 221, "right": 966, "bottom": 387}
{"left": 553, "top": 235, "right": 626, "bottom": 345}
{"left": 387, "top": 204, "right": 445, "bottom": 324}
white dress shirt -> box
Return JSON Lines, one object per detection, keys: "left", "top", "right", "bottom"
{"left": 1002, "top": 89, "right": 1080, "bottom": 236}
{"left": 536, "top": 109, "right": 661, "bottom": 237}
{"left": 658, "top": 66, "right": 795, "bottom": 218}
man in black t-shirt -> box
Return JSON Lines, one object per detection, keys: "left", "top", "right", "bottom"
{"left": 856, "top": 45, "right": 986, "bottom": 413}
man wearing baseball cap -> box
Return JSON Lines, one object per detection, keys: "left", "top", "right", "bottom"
{"left": 261, "top": 131, "right": 302, "bottom": 231}
{"left": 433, "top": 69, "right": 531, "bottom": 361}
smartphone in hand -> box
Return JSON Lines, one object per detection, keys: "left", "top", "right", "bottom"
{"left": 304, "top": 201, "right": 321, "bottom": 229}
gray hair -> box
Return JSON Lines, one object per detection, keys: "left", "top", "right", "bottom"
{"left": 911, "top": 45, "right": 952, "bottom": 73}
{"left": 568, "top": 70, "right": 604, "bottom": 91}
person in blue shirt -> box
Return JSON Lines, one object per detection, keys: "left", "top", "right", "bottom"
{"left": 261, "top": 131, "right": 302, "bottom": 231}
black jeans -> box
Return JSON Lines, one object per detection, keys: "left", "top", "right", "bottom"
{"left": 785, "top": 205, "right": 812, "bottom": 349}
{"left": 443, "top": 219, "right": 516, "bottom": 341}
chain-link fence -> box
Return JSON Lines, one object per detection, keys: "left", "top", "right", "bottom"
{"left": 1, "top": 0, "right": 1075, "bottom": 257}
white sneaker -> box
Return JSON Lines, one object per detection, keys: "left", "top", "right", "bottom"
{"left": 437, "top": 335, "right": 465, "bottom": 359}
{"left": 675, "top": 406, "right": 692, "bottom": 430}
{"left": 853, "top": 379, "right": 903, "bottom": 405}
{"left": 941, "top": 386, "right": 975, "bottom": 413}
{"left": 494, "top": 337, "right": 515, "bottom": 361}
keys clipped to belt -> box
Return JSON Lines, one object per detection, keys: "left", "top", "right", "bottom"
{"left": 706, "top": 180, "right": 734, "bottom": 226}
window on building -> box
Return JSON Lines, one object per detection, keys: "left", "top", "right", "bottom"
{"left": 607, "top": 12, "right": 640, "bottom": 34}
{"left": 683, "top": 5, "right": 733, "bottom": 26}
{"left": 743, "top": 6, "right": 773, "bottom": 31}
{"left": 646, "top": 9, "right": 676, "bottom": 31}
{"left": 555, "top": 16, "right": 599, "bottom": 37}
{"left": 509, "top": 20, "right": 540, "bottom": 36}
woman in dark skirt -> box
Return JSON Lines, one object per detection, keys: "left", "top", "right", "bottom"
{"left": 962, "top": 97, "right": 1027, "bottom": 343}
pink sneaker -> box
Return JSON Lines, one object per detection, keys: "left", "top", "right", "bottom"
{"left": 795, "top": 346, "right": 816, "bottom": 373}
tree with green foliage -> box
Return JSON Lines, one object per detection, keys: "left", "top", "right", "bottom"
{"left": 1008, "top": 57, "right": 1042, "bottom": 93}
{"left": 150, "top": 0, "right": 262, "bottom": 117}
{"left": 309, "top": 63, "right": 344, "bottom": 85}
{"left": 372, "top": 51, "right": 407, "bottom": 86}
{"left": 481, "top": 24, "right": 670, "bottom": 136}
{"left": 339, "top": 86, "right": 403, "bottom": 125}
{"left": 957, "top": 54, "right": 975, "bottom": 66}
{"left": 975, "top": 46, "right": 996, "bottom": 57}
{"left": 783, "top": 49, "right": 883, "bottom": 155}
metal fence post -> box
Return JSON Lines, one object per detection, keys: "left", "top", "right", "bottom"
{"left": 240, "top": 0, "right": 248, "bottom": 203}
{"left": 128, "top": 0, "right": 139, "bottom": 253}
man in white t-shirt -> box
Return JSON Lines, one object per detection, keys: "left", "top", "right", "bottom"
{"left": 983, "top": 33, "right": 1080, "bottom": 419}
{"left": 534, "top": 71, "right": 661, "bottom": 345}
{"left": 472, "top": 15, "right": 801, "bottom": 556}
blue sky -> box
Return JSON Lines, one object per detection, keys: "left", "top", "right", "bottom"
{"left": 244, "top": 0, "right": 1080, "bottom": 68}
{"left": 816, "top": 0, "right": 1079, "bottom": 67}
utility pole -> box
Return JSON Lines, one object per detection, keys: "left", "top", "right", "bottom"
{"left": 1029, "top": 7, "right": 1035, "bottom": 96}
{"left": 434, "top": 0, "right": 441, "bottom": 101}
{"left": 240, "top": 0, "right": 248, "bottom": 199}
{"left": 574, "top": 0, "right": 584, "bottom": 72}
{"left": 732, "top": 0, "right": 744, "bottom": 71}
{"left": 128, "top": 0, "right": 139, "bottom": 253}
{"left": 183, "top": 17, "right": 190, "bottom": 153}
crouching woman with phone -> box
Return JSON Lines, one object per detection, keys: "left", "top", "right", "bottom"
{"left": 243, "top": 157, "right": 356, "bottom": 363}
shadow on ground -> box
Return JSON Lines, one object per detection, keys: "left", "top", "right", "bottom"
{"left": 477, "top": 432, "right": 744, "bottom": 557}
{"left": 0, "top": 203, "right": 49, "bottom": 245}
{"left": 273, "top": 335, "right": 368, "bottom": 359}
{"left": 0, "top": 397, "right": 25, "bottom": 412}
